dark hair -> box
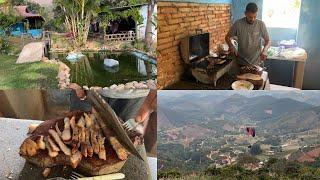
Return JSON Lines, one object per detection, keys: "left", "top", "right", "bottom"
{"left": 246, "top": 2, "right": 258, "bottom": 13}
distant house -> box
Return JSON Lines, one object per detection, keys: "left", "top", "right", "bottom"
{"left": 243, "top": 162, "right": 263, "bottom": 170}
{"left": 215, "top": 154, "right": 232, "bottom": 167}
{"left": 11, "top": 6, "right": 44, "bottom": 38}
{"left": 233, "top": 150, "right": 243, "bottom": 155}
{"left": 266, "top": 150, "right": 275, "bottom": 155}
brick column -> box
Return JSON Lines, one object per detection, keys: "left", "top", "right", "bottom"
{"left": 157, "top": 2, "right": 231, "bottom": 89}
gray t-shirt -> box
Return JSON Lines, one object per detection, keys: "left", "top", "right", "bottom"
{"left": 230, "top": 17, "right": 269, "bottom": 65}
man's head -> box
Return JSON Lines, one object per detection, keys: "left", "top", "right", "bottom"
{"left": 245, "top": 2, "right": 258, "bottom": 24}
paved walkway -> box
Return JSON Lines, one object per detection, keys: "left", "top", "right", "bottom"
{"left": 16, "top": 42, "right": 44, "bottom": 64}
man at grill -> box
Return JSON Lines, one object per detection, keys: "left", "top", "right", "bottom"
{"left": 225, "top": 2, "right": 270, "bottom": 66}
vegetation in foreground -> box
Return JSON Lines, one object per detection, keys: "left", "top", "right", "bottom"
{"left": 158, "top": 157, "right": 320, "bottom": 180}
{"left": 0, "top": 55, "right": 58, "bottom": 89}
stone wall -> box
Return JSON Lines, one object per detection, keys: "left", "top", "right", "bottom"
{"left": 157, "top": 2, "right": 231, "bottom": 89}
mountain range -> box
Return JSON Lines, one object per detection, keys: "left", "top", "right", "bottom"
{"left": 158, "top": 92, "right": 319, "bottom": 133}
{"left": 265, "top": 106, "right": 320, "bottom": 134}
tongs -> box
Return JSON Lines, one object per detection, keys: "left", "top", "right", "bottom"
{"left": 86, "top": 90, "right": 144, "bottom": 161}
{"left": 238, "top": 54, "right": 267, "bottom": 71}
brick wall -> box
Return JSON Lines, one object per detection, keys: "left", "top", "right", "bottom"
{"left": 157, "top": 2, "right": 231, "bottom": 89}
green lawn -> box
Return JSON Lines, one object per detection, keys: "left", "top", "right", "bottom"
{"left": 0, "top": 55, "right": 59, "bottom": 89}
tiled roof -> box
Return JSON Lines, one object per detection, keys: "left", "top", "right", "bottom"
{"left": 14, "top": 6, "right": 42, "bottom": 18}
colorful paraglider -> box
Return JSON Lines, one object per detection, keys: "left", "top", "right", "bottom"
{"left": 246, "top": 127, "right": 255, "bottom": 149}
{"left": 246, "top": 127, "right": 255, "bottom": 137}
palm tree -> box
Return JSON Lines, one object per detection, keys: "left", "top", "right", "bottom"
{"left": 55, "top": 0, "right": 151, "bottom": 51}
{"left": 0, "top": 1, "right": 21, "bottom": 34}
{"left": 55, "top": 0, "right": 100, "bottom": 49}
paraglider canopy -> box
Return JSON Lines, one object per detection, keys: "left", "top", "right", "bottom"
{"left": 246, "top": 127, "right": 255, "bottom": 137}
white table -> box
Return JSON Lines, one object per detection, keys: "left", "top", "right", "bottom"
{"left": 0, "top": 118, "right": 41, "bottom": 179}
{"left": 270, "top": 84, "right": 300, "bottom": 91}
{"left": 268, "top": 48, "right": 307, "bottom": 89}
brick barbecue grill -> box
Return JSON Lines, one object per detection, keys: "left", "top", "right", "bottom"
{"left": 180, "top": 32, "right": 234, "bottom": 86}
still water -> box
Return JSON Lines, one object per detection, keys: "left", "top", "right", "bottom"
{"left": 55, "top": 51, "right": 157, "bottom": 87}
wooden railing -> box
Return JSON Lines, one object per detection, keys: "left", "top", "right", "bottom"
{"left": 104, "top": 31, "right": 136, "bottom": 42}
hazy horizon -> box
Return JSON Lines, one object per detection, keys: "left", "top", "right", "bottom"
{"left": 158, "top": 90, "right": 320, "bottom": 106}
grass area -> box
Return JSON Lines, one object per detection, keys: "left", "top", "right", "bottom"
{"left": 50, "top": 34, "right": 157, "bottom": 57}
{"left": 160, "top": 176, "right": 212, "bottom": 180}
{"left": 8, "top": 36, "right": 42, "bottom": 55}
{"left": 0, "top": 55, "right": 59, "bottom": 89}
{"left": 51, "top": 33, "right": 73, "bottom": 50}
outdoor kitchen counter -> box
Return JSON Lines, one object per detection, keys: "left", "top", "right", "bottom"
{"left": 165, "top": 71, "right": 270, "bottom": 90}
{"left": 267, "top": 56, "right": 307, "bottom": 90}
{"left": 0, "top": 118, "right": 156, "bottom": 180}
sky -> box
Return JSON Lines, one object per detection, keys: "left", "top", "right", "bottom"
{"left": 158, "top": 90, "right": 320, "bottom": 106}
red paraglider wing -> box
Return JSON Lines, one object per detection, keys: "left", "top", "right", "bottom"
{"left": 246, "top": 127, "right": 255, "bottom": 137}
{"left": 252, "top": 128, "right": 255, "bottom": 137}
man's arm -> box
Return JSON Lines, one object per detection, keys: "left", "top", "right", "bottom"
{"left": 260, "top": 37, "right": 270, "bottom": 61}
{"left": 225, "top": 22, "right": 238, "bottom": 56}
{"left": 225, "top": 31, "right": 238, "bottom": 56}
{"left": 135, "top": 90, "right": 156, "bottom": 123}
{"left": 261, "top": 22, "right": 271, "bottom": 61}
{"left": 262, "top": 37, "right": 271, "bottom": 54}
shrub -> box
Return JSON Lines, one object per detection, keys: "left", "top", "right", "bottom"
{"left": 250, "top": 143, "right": 262, "bottom": 155}
{"left": 204, "top": 165, "right": 221, "bottom": 176}
{"left": 0, "top": 11, "right": 21, "bottom": 34}
{"left": 121, "top": 42, "right": 132, "bottom": 50}
{"left": 133, "top": 39, "right": 148, "bottom": 52}
{"left": 0, "top": 35, "right": 11, "bottom": 54}
{"left": 158, "top": 169, "right": 182, "bottom": 179}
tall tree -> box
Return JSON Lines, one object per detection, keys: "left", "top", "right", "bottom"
{"left": 54, "top": 0, "right": 100, "bottom": 49}
{"left": 144, "top": 0, "right": 155, "bottom": 51}
{"left": 54, "top": 0, "right": 145, "bottom": 50}
{"left": 250, "top": 144, "right": 262, "bottom": 155}
{"left": 99, "top": 0, "right": 145, "bottom": 36}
